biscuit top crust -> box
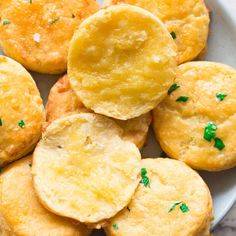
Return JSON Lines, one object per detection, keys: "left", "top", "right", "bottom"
{"left": 106, "top": 158, "right": 213, "bottom": 236}
{"left": 69, "top": 5, "right": 177, "bottom": 120}
{"left": 0, "top": 56, "right": 44, "bottom": 166}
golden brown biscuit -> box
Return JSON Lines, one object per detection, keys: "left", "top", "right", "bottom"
{"left": 68, "top": 5, "right": 177, "bottom": 120}
{"left": 104, "top": 0, "right": 210, "bottom": 64}
{"left": 46, "top": 75, "right": 152, "bottom": 149}
{"left": 0, "top": 156, "right": 90, "bottom": 236}
{"left": 0, "top": 55, "right": 44, "bottom": 167}
{"left": 33, "top": 113, "right": 141, "bottom": 225}
{"left": 0, "top": 0, "right": 98, "bottom": 74}
{"left": 153, "top": 61, "right": 236, "bottom": 171}
{"left": 105, "top": 158, "right": 213, "bottom": 236}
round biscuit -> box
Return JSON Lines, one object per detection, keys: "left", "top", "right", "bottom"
{"left": 153, "top": 61, "right": 236, "bottom": 171}
{"left": 46, "top": 75, "right": 152, "bottom": 149}
{"left": 0, "top": 0, "right": 98, "bottom": 74}
{"left": 104, "top": 0, "right": 210, "bottom": 64}
{"left": 33, "top": 113, "right": 141, "bottom": 225}
{"left": 0, "top": 156, "right": 90, "bottom": 236}
{"left": 68, "top": 4, "right": 177, "bottom": 120}
{"left": 105, "top": 158, "right": 213, "bottom": 236}
{"left": 0, "top": 55, "right": 44, "bottom": 167}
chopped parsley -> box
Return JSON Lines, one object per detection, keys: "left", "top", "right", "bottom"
{"left": 113, "top": 224, "right": 118, "bottom": 230}
{"left": 141, "top": 167, "right": 150, "bottom": 188}
{"left": 168, "top": 83, "right": 180, "bottom": 95}
{"left": 0, "top": 118, "right": 2, "bottom": 126}
{"left": 48, "top": 17, "right": 60, "bottom": 24}
{"left": 29, "top": 163, "right": 32, "bottom": 167}
{"left": 204, "top": 122, "right": 217, "bottom": 142}
{"left": 3, "top": 20, "right": 11, "bottom": 25}
{"left": 28, "top": 0, "right": 32, "bottom": 3}
{"left": 18, "top": 120, "right": 25, "bottom": 128}
{"left": 160, "top": 151, "right": 167, "bottom": 157}
{"left": 169, "top": 202, "right": 189, "bottom": 213}
{"left": 176, "top": 96, "right": 189, "bottom": 102}
{"left": 168, "top": 202, "right": 182, "bottom": 212}
{"left": 0, "top": 167, "right": 2, "bottom": 173}
{"left": 216, "top": 93, "right": 227, "bottom": 101}
{"left": 214, "top": 137, "right": 225, "bottom": 151}
{"left": 127, "top": 206, "right": 131, "bottom": 211}
{"left": 180, "top": 203, "right": 189, "bottom": 213}
{"left": 72, "top": 14, "right": 75, "bottom": 18}
{"left": 170, "top": 31, "right": 176, "bottom": 40}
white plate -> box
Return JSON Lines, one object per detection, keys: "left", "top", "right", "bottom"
{"left": 1, "top": 0, "right": 235, "bottom": 234}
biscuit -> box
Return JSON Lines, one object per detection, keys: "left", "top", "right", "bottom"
{"left": 33, "top": 113, "right": 141, "bottom": 225}
{"left": 105, "top": 158, "right": 213, "bottom": 236}
{"left": 0, "top": 55, "right": 44, "bottom": 167}
{"left": 153, "top": 61, "right": 236, "bottom": 171}
{"left": 0, "top": 156, "right": 90, "bottom": 236}
{"left": 104, "top": 0, "right": 210, "bottom": 64}
{"left": 46, "top": 75, "right": 152, "bottom": 149}
{"left": 68, "top": 5, "right": 177, "bottom": 120}
{"left": 0, "top": 0, "right": 98, "bottom": 74}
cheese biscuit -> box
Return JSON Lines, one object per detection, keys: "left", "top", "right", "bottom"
{"left": 104, "top": 0, "right": 210, "bottom": 64}
{"left": 153, "top": 62, "right": 236, "bottom": 171}
{"left": 46, "top": 75, "right": 152, "bottom": 149}
{"left": 0, "top": 0, "right": 98, "bottom": 74}
{"left": 0, "top": 56, "right": 44, "bottom": 167}
{"left": 0, "top": 156, "right": 90, "bottom": 236}
{"left": 33, "top": 113, "right": 141, "bottom": 225}
{"left": 105, "top": 158, "right": 213, "bottom": 236}
{"left": 68, "top": 5, "right": 177, "bottom": 120}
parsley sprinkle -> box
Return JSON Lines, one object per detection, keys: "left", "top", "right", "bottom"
{"left": 160, "top": 151, "right": 167, "bottom": 157}
{"left": 180, "top": 203, "right": 189, "bottom": 213}
{"left": 113, "top": 224, "right": 118, "bottom": 230}
{"left": 214, "top": 137, "right": 225, "bottom": 151}
{"left": 216, "top": 93, "right": 227, "bottom": 101}
{"left": 72, "top": 14, "right": 75, "bottom": 18}
{"left": 18, "top": 120, "right": 25, "bottom": 128}
{"left": 168, "top": 202, "right": 182, "bottom": 212}
{"left": 204, "top": 122, "right": 217, "bottom": 142}
{"left": 0, "top": 118, "right": 2, "bottom": 126}
{"left": 48, "top": 18, "right": 60, "bottom": 24}
{"left": 28, "top": 0, "right": 32, "bottom": 3}
{"left": 127, "top": 206, "right": 131, "bottom": 211}
{"left": 168, "top": 83, "right": 180, "bottom": 95}
{"left": 3, "top": 20, "right": 10, "bottom": 25}
{"left": 0, "top": 168, "right": 2, "bottom": 173}
{"left": 170, "top": 31, "right": 176, "bottom": 39}
{"left": 141, "top": 167, "right": 150, "bottom": 188}
{"left": 29, "top": 163, "right": 32, "bottom": 167}
{"left": 176, "top": 96, "right": 189, "bottom": 102}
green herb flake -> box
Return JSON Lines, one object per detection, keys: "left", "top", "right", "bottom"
{"left": 127, "top": 206, "right": 131, "bottom": 211}
{"left": 0, "top": 167, "right": 2, "bottom": 173}
{"left": 168, "top": 83, "right": 180, "bottom": 95}
{"left": 160, "top": 151, "right": 167, "bottom": 157}
{"left": 18, "top": 120, "right": 25, "bottom": 129}
{"left": 48, "top": 17, "right": 60, "bottom": 24}
{"left": 29, "top": 163, "right": 32, "bottom": 167}
{"left": 0, "top": 118, "right": 2, "bottom": 126}
{"left": 113, "top": 224, "right": 118, "bottom": 230}
{"left": 3, "top": 20, "right": 11, "bottom": 25}
{"left": 204, "top": 122, "right": 217, "bottom": 142}
{"left": 180, "top": 203, "right": 189, "bottom": 213}
{"left": 28, "top": 0, "right": 32, "bottom": 3}
{"left": 216, "top": 93, "right": 227, "bottom": 101}
{"left": 72, "top": 14, "right": 75, "bottom": 18}
{"left": 170, "top": 31, "right": 176, "bottom": 40}
{"left": 176, "top": 96, "right": 189, "bottom": 102}
{"left": 214, "top": 137, "right": 225, "bottom": 151}
{"left": 141, "top": 167, "right": 150, "bottom": 188}
{"left": 168, "top": 202, "right": 182, "bottom": 212}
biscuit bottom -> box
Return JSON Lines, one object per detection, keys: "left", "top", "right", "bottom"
{"left": 105, "top": 158, "right": 213, "bottom": 236}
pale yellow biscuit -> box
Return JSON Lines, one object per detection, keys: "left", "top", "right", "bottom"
{"left": 33, "top": 113, "right": 141, "bottom": 225}
{"left": 105, "top": 158, "right": 213, "bottom": 236}
{"left": 0, "top": 0, "right": 98, "bottom": 74}
{"left": 68, "top": 5, "right": 177, "bottom": 120}
{"left": 46, "top": 75, "right": 152, "bottom": 149}
{"left": 0, "top": 55, "right": 44, "bottom": 167}
{"left": 104, "top": 0, "right": 210, "bottom": 64}
{"left": 153, "top": 61, "right": 236, "bottom": 171}
{"left": 0, "top": 156, "right": 90, "bottom": 236}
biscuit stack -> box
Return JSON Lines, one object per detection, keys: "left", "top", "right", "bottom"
{"left": 0, "top": 1, "right": 234, "bottom": 236}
